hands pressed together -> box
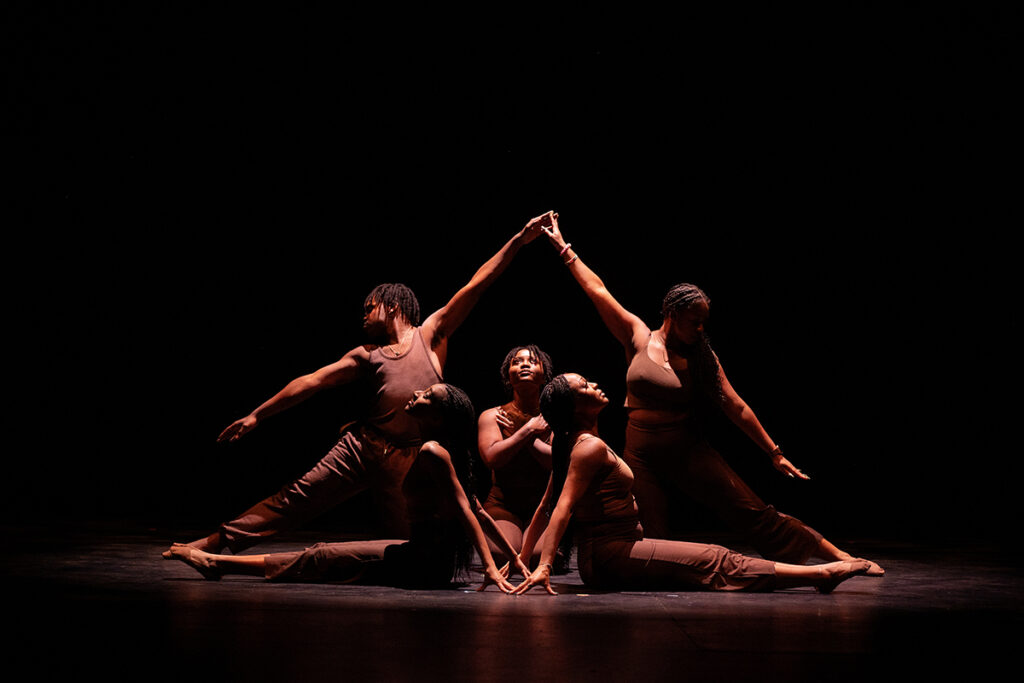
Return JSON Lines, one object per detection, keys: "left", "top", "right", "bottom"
{"left": 477, "top": 555, "right": 558, "bottom": 595}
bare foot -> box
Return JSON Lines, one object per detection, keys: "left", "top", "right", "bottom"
{"left": 835, "top": 551, "right": 884, "bottom": 577}
{"left": 816, "top": 559, "right": 872, "bottom": 594}
{"left": 163, "top": 544, "right": 223, "bottom": 581}
{"left": 184, "top": 531, "right": 227, "bottom": 553}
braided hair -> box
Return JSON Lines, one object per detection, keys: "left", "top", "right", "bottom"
{"left": 538, "top": 375, "right": 576, "bottom": 513}
{"left": 364, "top": 283, "right": 421, "bottom": 326}
{"left": 432, "top": 383, "right": 479, "bottom": 581}
{"left": 662, "top": 283, "right": 723, "bottom": 411}
{"left": 499, "top": 344, "right": 554, "bottom": 397}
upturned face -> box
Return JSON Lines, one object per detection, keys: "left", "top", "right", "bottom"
{"left": 564, "top": 373, "right": 609, "bottom": 414}
{"left": 508, "top": 349, "right": 545, "bottom": 389}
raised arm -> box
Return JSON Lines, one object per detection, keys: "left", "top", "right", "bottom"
{"left": 217, "top": 346, "right": 368, "bottom": 443}
{"left": 541, "top": 213, "right": 650, "bottom": 358}
{"left": 717, "top": 361, "right": 809, "bottom": 480}
{"left": 420, "top": 213, "right": 549, "bottom": 361}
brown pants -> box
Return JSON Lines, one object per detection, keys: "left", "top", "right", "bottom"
{"left": 264, "top": 537, "right": 458, "bottom": 588}
{"left": 624, "top": 419, "right": 823, "bottom": 564}
{"left": 219, "top": 426, "right": 419, "bottom": 553}
{"left": 577, "top": 520, "right": 776, "bottom": 591}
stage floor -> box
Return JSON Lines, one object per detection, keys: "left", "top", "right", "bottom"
{"left": 6, "top": 523, "right": 1021, "bottom": 682}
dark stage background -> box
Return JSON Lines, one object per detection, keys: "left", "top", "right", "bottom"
{"left": 12, "top": 5, "right": 1019, "bottom": 548}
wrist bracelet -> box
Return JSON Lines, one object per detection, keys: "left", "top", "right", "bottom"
{"left": 540, "top": 562, "right": 553, "bottom": 571}
{"left": 770, "top": 445, "right": 783, "bottom": 457}
{"left": 559, "top": 242, "right": 572, "bottom": 255}
{"left": 564, "top": 254, "right": 579, "bottom": 266}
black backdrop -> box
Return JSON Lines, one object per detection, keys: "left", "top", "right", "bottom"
{"left": 12, "top": 5, "right": 1019, "bottom": 546}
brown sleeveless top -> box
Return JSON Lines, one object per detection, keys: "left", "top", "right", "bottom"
{"left": 572, "top": 436, "right": 639, "bottom": 525}
{"left": 485, "top": 402, "right": 551, "bottom": 520}
{"left": 365, "top": 328, "right": 442, "bottom": 446}
{"left": 624, "top": 334, "right": 693, "bottom": 413}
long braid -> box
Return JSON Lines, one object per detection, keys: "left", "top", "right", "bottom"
{"left": 539, "top": 375, "right": 575, "bottom": 514}
{"left": 434, "top": 383, "right": 478, "bottom": 581}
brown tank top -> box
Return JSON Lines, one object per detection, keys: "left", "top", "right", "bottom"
{"left": 365, "top": 328, "right": 442, "bottom": 446}
{"left": 485, "top": 402, "right": 551, "bottom": 519}
{"left": 624, "top": 334, "right": 693, "bottom": 413}
{"left": 572, "top": 437, "right": 639, "bottom": 525}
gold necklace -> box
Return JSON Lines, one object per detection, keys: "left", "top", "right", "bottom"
{"left": 385, "top": 328, "right": 413, "bottom": 356}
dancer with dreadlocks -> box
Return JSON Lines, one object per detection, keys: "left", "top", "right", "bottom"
{"left": 176, "top": 213, "right": 552, "bottom": 554}
{"left": 538, "top": 213, "right": 882, "bottom": 574}
{"left": 476, "top": 345, "right": 564, "bottom": 569}
{"left": 165, "top": 384, "right": 527, "bottom": 591}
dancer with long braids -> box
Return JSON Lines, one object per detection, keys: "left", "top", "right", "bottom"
{"left": 165, "top": 384, "right": 527, "bottom": 592}
{"left": 512, "top": 374, "right": 873, "bottom": 595}
{"left": 176, "top": 213, "right": 551, "bottom": 554}
{"left": 538, "top": 213, "right": 881, "bottom": 573}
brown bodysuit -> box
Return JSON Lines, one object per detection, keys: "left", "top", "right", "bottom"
{"left": 482, "top": 402, "right": 550, "bottom": 527}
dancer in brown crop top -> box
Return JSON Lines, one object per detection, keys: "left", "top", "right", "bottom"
{"left": 165, "top": 384, "right": 528, "bottom": 591}
{"left": 512, "top": 374, "right": 874, "bottom": 596}
{"left": 537, "top": 213, "right": 883, "bottom": 575}
{"left": 175, "top": 212, "right": 554, "bottom": 554}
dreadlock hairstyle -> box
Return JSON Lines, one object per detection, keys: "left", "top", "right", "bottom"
{"left": 538, "top": 375, "right": 577, "bottom": 514}
{"left": 662, "top": 283, "right": 724, "bottom": 414}
{"left": 364, "top": 283, "right": 421, "bottom": 326}
{"left": 499, "top": 344, "right": 554, "bottom": 397}
{"left": 431, "top": 383, "right": 479, "bottom": 581}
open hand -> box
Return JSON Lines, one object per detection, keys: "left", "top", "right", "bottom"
{"left": 217, "top": 415, "right": 258, "bottom": 443}
{"left": 771, "top": 453, "right": 810, "bottom": 480}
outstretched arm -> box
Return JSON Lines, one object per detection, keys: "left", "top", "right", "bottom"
{"left": 217, "top": 347, "right": 368, "bottom": 443}
{"left": 718, "top": 362, "right": 809, "bottom": 480}
{"left": 473, "top": 499, "right": 532, "bottom": 578}
{"left": 421, "top": 213, "right": 550, "bottom": 358}
{"left": 541, "top": 213, "right": 650, "bottom": 358}
{"left": 419, "top": 443, "right": 517, "bottom": 592}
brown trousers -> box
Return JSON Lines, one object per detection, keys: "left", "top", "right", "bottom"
{"left": 624, "top": 419, "right": 823, "bottom": 564}
{"left": 219, "top": 426, "right": 419, "bottom": 553}
{"left": 576, "top": 520, "right": 776, "bottom": 591}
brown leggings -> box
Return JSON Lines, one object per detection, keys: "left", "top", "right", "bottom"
{"left": 624, "top": 419, "right": 823, "bottom": 564}
{"left": 577, "top": 520, "right": 776, "bottom": 591}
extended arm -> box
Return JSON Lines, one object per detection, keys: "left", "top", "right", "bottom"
{"left": 472, "top": 499, "right": 532, "bottom": 578}
{"left": 516, "top": 475, "right": 555, "bottom": 566}
{"left": 217, "top": 347, "right": 367, "bottom": 443}
{"left": 420, "top": 443, "right": 517, "bottom": 592}
{"left": 541, "top": 213, "right": 650, "bottom": 356}
{"left": 513, "top": 439, "right": 607, "bottom": 595}
{"left": 421, "top": 213, "right": 549, "bottom": 358}
{"left": 718, "top": 363, "right": 809, "bottom": 480}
